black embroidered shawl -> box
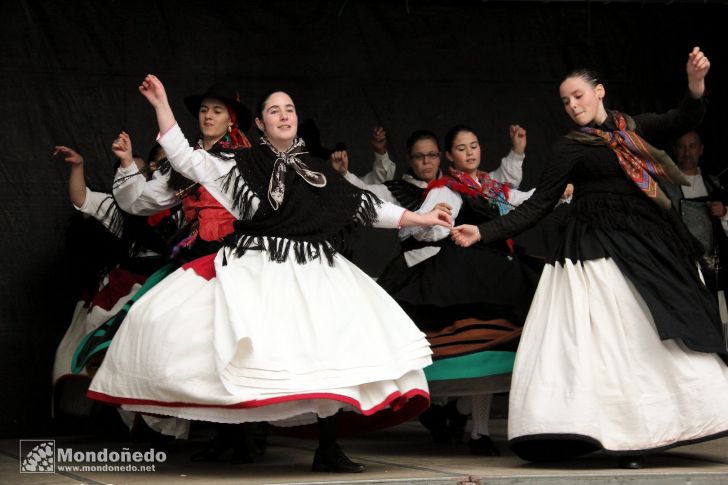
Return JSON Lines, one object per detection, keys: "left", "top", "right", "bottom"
{"left": 221, "top": 139, "right": 381, "bottom": 265}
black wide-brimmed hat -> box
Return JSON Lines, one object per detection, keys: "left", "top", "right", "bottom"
{"left": 184, "top": 83, "right": 252, "bottom": 131}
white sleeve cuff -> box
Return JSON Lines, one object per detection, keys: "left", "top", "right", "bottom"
{"left": 72, "top": 187, "right": 94, "bottom": 211}
{"left": 344, "top": 171, "right": 366, "bottom": 189}
{"left": 156, "top": 122, "right": 179, "bottom": 142}
{"left": 373, "top": 201, "right": 406, "bottom": 228}
{"left": 117, "top": 164, "right": 140, "bottom": 176}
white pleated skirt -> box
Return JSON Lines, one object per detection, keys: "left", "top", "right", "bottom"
{"left": 88, "top": 247, "right": 432, "bottom": 427}
{"left": 508, "top": 257, "right": 728, "bottom": 454}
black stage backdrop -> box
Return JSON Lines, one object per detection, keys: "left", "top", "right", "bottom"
{"left": 0, "top": 0, "right": 725, "bottom": 437}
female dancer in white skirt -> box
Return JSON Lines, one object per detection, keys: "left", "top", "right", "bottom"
{"left": 451, "top": 47, "right": 728, "bottom": 469}
{"left": 87, "top": 75, "right": 452, "bottom": 473}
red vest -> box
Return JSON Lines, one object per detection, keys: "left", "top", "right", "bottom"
{"left": 181, "top": 186, "right": 235, "bottom": 241}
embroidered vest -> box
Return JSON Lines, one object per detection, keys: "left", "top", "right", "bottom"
{"left": 181, "top": 186, "right": 235, "bottom": 241}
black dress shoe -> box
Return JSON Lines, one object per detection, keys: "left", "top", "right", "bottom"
{"left": 618, "top": 456, "right": 643, "bottom": 469}
{"left": 312, "top": 445, "right": 365, "bottom": 473}
{"left": 469, "top": 435, "right": 500, "bottom": 456}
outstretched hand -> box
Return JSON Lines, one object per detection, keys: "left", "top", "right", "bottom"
{"left": 399, "top": 207, "right": 453, "bottom": 229}
{"left": 371, "top": 126, "right": 387, "bottom": 155}
{"left": 331, "top": 150, "right": 349, "bottom": 175}
{"left": 686, "top": 47, "right": 710, "bottom": 98}
{"left": 509, "top": 124, "right": 527, "bottom": 156}
{"left": 423, "top": 207, "right": 453, "bottom": 228}
{"left": 111, "top": 131, "right": 133, "bottom": 162}
{"left": 708, "top": 201, "right": 727, "bottom": 218}
{"left": 139, "top": 74, "right": 176, "bottom": 135}
{"left": 53, "top": 146, "right": 83, "bottom": 165}
{"left": 434, "top": 202, "right": 453, "bottom": 216}
{"left": 451, "top": 224, "right": 481, "bottom": 247}
{"left": 561, "top": 183, "right": 574, "bottom": 201}
{"left": 139, "top": 74, "right": 169, "bottom": 108}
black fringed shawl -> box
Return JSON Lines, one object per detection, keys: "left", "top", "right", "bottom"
{"left": 221, "top": 138, "right": 381, "bottom": 265}
{"left": 384, "top": 178, "right": 426, "bottom": 211}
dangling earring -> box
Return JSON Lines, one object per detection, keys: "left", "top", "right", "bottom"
{"left": 228, "top": 125, "right": 232, "bottom": 133}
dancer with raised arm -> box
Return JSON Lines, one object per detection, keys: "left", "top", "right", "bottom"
{"left": 87, "top": 75, "right": 452, "bottom": 473}
{"left": 452, "top": 47, "right": 728, "bottom": 469}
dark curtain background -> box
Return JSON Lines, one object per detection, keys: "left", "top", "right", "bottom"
{"left": 0, "top": 0, "right": 725, "bottom": 438}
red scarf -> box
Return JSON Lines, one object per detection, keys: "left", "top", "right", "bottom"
{"left": 425, "top": 168, "right": 514, "bottom": 251}
{"left": 425, "top": 168, "right": 511, "bottom": 212}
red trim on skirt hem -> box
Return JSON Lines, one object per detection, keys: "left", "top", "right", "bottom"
{"left": 86, "top": 388, "right": 428, "bottom": 415}
{"left": 86, "top": 388, "right": 430, "bottom": 439}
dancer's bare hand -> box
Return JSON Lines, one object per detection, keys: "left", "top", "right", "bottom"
{"left": 331, "top": 150, "right": 349, "bottom": 175}
{"left": 509, "top": 125, "right": 527, "bottom": 156}
{"left": 687, "top": 47, "right": 710, "bottom": 98}
{"left": 451, "top": 224, "right": 481, "bottom": 247}
{"left": 139, "top": 74, "right": 169, "bottom": 108}
{"left": 434, "top": 202, "right": 453, "bottom": 216}
{"left": 400, "top": 208, "right": 452, "bottom": 229}
{"left": 111, "top": 131, "right": 133, "bottom": 162}
{"left": 708, "top": 201, "right": 726, "bottom": 218}
{"left": 53, "top": 146, "right": 83, "bottom": 165}
{"left": 371, "top": 126, "right": 387, "bottom": 155}
{"left": 561, "top": 183, "right": 574, "bottom": 200}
